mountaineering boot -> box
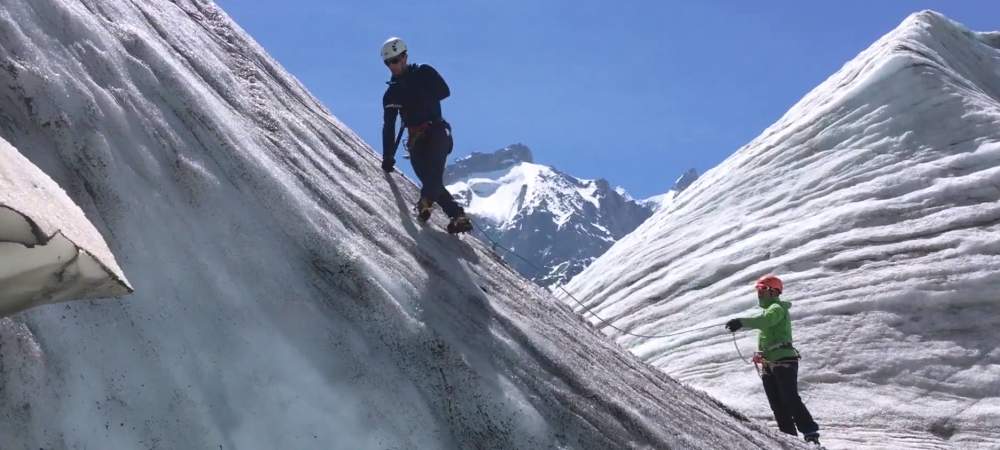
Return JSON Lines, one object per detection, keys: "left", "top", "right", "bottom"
{"left": 416, "top": 198, "right": 433, "bottom": 222}
{"left": 447, "top": 214, "right": 473, "bottom": 234}
{"left": 804, "top": 433, "right": 820, "bottom": 446}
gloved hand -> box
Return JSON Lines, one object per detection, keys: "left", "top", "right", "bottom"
{"left": 725, "top": 319, "right": 742, "bottom": 332}
{"left": 381, "top": 159, "right": 395, "bottom": 173}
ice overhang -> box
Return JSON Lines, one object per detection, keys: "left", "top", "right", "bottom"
{"left": 0, "top": 138, "right": 132, "bottom": 316}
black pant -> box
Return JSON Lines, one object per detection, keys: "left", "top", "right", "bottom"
{"left": 409, "top": 122, "right": 463, "bottom": 218}
{"left": 761, "top": 359, "right": 819, "bottom": 437}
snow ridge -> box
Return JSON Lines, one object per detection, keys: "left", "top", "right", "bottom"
{"left": 563, "top": 10, "right": 1000, "bottom": 449}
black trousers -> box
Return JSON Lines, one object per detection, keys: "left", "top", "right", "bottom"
{"left": 761, "top": 360, "right": 819, "bottom": 436}
{"left": 409, "top": 122, "right": 463, "bottom": 218}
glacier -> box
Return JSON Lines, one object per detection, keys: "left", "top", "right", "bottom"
{"left": 0, "top": 1, "right": 800, "bottom": 448}
{"left": 562, "top": 10, "right": 1000, "bottom": 450}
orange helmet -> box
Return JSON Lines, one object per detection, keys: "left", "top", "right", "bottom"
{"left": 755, "top": 275, "right": 783, "bottom": 293}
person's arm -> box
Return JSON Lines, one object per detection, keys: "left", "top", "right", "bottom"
{"left": 740, "top": 303, "right": 786, "bottom": 330}
{"left": 382, "top": 90, "right": 401, "bottom": 171}
{"left": 420, "top": 64, "right": 450, "bottom": 101}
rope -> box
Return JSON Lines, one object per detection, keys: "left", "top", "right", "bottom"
{"left": 469, "top": 218, "right": 726, "bottom": 340}
{"left": 732, "top": 332, "right": 751, "bottom": 365}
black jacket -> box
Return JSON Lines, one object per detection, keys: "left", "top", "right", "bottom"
{"left": 382, "top": 64, "right": 450, "bottom": 164}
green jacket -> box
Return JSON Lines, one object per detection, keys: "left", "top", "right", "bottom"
{"left": 740, "top": 296, "right": 799, "bottom": 361}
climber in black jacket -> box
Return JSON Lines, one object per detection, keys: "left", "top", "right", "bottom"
{"left": 380, "top": 37, "right": 471, "bottom": 234}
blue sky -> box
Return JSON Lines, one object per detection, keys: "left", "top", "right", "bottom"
{"left": 216, "top": 1, "right": 999, "bottom": 198}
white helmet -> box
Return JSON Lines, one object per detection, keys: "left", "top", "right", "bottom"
{"left": 381, "top": 37, "right": 407, "bottom": 61}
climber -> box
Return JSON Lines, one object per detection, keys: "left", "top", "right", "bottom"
{"left": 380, "top": 37, "right": 472, "bottom": 234}
{"left": 726, "top": 274, "right": 821, "bottom": 445}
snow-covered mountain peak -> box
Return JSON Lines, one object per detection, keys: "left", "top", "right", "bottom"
{"left": 448, "top": 146, "right": 624, "bottom": 229}
{"left": 444, "top": 143, "right": 534, "bottom": 184}
{"left": 449, "top": 160, "right": 553, "bottom": 225}
{"left": 673, "top": 168, "right": 699, "bottom": 192}
{"left": 562, "top": 11, "right": 1000, "bottom": 449}
{"left": 980, "top": 31, "right": 1000, "bottom": 49}
{"left": 446, "top": 145, "right": 654, "bottom": 287}
{"left": 640, "top": 168, "right": 699, "bottom": 212}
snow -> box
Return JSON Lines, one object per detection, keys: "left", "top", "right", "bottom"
{"left": 0, "top": 1, "right": 798, "bottom": 448}
{"left": 449, "top": 160, "right": 608, "bottom": 227}
{"left": 562, "top": 11, "right": 1000, "bottom": 450}
{"left": 0, "top": 136, "right": 131, "bottom": 316}
{"left": 449, "top": 162, "right": 551, "bottom": 225}
{"left": 449, "top": 161, "right": 608, "bottom": 228}
{"left": 641, "top": 190, "right": 677, "bottom": 211}
{"left": 641, "top": 169, "right": 697, "bottom": 211}
{"left": 575, "top": 179, "right": 601, "bottom": 210}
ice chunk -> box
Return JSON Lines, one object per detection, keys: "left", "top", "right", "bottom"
{"left": 0, "top": 137, "right": 131, "bottom": 316}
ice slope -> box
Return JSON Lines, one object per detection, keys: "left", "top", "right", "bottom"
{"left": 0, "top": 1, "right": 799, "bottom": 448}
{"left": 562, "top": 11, "right": 1000, "bottom": 449}
{"left": 0, "top": 136, "right": 131, "bottom": 316}
{"left": 446, "top": 145, "right": 653, "bottom": 288}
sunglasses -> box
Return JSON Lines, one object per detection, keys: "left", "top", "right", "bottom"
{"left": 384, "top": 53, "right": 406, "bottom": 66}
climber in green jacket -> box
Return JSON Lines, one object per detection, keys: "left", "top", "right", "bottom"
{"left": 726, "top": 274, "right": 821, "bottom": 445}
